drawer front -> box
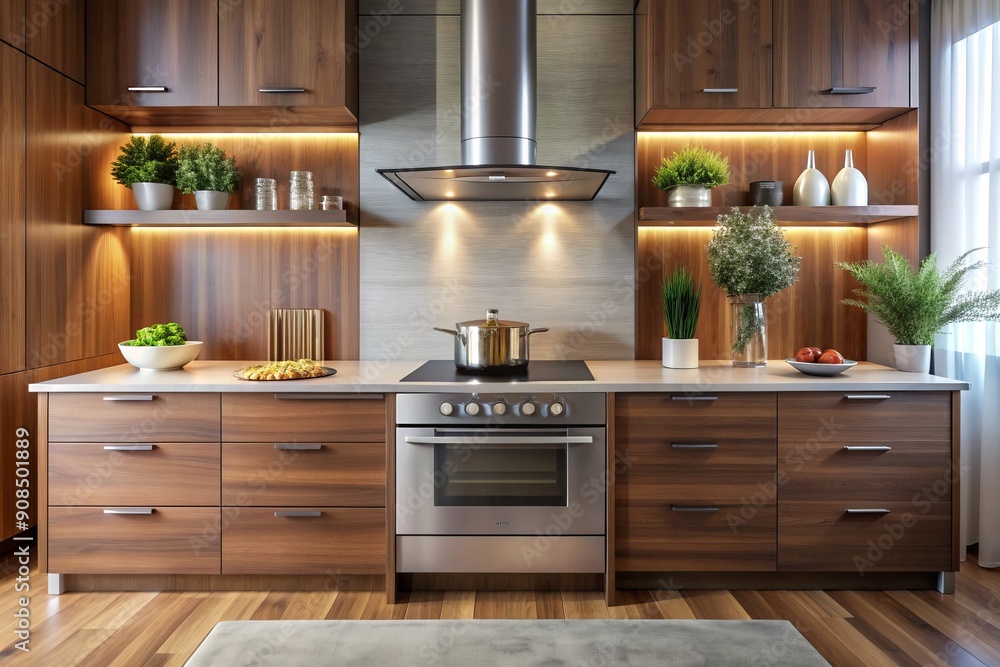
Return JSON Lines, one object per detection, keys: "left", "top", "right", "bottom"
{"left": 222, "top": 394, "right": 385, "bottom": 442}
{"left": 779, "top": 439, "right": 952, "bottom": 502}
{"left": 222, "top": 443, "right": 385, "bottom": 506}
{"left": 222, "top": 508, "right": 385, "bottom": 575}
{"left": 778, "top": 392, "right": 951, "bottom": 444}
{"left": 48, "top": 507, "right": 221, "bottom": 574}
{"left": 778, "top": 500, "right": 951, "bottom": 571}
{"left": 616, "top": 439, "right": 776, "bottom": 501}
{"left": 616, "top": 392, "right": 777, "bottom": 441}
{"left": 616, "top": 500, "right": 776, "bottom": 571}
{"left": 49, "top": 393, "right": 221, "bottom": 442}
{"left": 49, "top": 443, "right": 221, "bottom": 506}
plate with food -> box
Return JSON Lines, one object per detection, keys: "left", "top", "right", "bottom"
{"left": 233, "top": 359, "right": 336, "bottom": 381}
{"left": 786, "top": 347, "right": 857, "bottom": 376}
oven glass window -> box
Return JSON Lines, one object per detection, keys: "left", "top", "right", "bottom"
{"left": 434, "top": 444, "right": 568, "bottom": 507}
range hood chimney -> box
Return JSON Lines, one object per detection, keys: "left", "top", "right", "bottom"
{"left": 377, "top": 0, "right": 615, "bottom": 202}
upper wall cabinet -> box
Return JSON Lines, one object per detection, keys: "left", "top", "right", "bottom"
{"left": 773, "top": 0, "right": 911, "bottom": 109}
{"left": 0, "top": 1, "right": 25, "bottom": 50}
{"left": 636, "top": 0, "right": 772, "bottom": 121}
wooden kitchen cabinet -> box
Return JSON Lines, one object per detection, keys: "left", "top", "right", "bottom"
{"left": 0, "top": 1, "right": 25, "bottom": 49}
{"left": 0, "top": 42, "right": 25, "bottom": 377}
{"left": 773, "top": 0, "right": 911, "bottom": 109}
{"left": 48, "top": 393, "right": 222, "bottom": 442}
{"left": 25, "top": 0, "right": 85, "bottom": 83}
{"left": 222, "top": 393, "right": 385, "bottom": 443}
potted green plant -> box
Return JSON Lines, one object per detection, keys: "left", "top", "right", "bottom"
{"left": 838, "top": 246, "right": 1000, "bottom": 373}
{"left": 707, "top": 206, "right": 801, "bottom": 367}
{"left": 175, "top": 143, "right": 242, "bottom": 210}
{"left": 652, "top": 146, "right": 730, "bottom": 207}
{"left": 661, "top": 267, "right": 701, "bottom": 368}
{"left": 110, "top": 134, "right": 178, "bottom": 211}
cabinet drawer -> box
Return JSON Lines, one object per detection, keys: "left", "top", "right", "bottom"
{"left": 222, "top": 443, "right": 385, "bottom": 506}
{"left": 222, "top": 394, "right": 385, "bottom": 442}
{"left": 222, "top": 508, "right": 384, "bottom": 575}
{"left": 779, "top": 500, "right": 951, "bottom": 571}
{"left": 616, "top": 439, "right": 776, "bottom": 501}
{"left": 778, "top": 392, "right": 951, "bottom": 444}
{"left": 49, "top": 393, "right": 221, "bottom": 442}
{"left": 48, "top": 507, "right": 220, "bottom": 574}
{"left": 616, "top": 500, "right": 776, "bottom": 571}
{"left": 616, "top": 393, "right": 776, "bottom": 441}
{"left": 49, "top": 443, "right": 220, "bottom": 506}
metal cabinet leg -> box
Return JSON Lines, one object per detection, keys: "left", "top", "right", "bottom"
{"left": 937, "top": 571, "right": 955, "bottom": 594}
{"left": 47, "top": 574, "right": 65, "bottom": 595}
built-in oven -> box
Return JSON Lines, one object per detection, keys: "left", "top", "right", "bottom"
{"left": 395, "top": 392, "right": 607, "bottom": 574}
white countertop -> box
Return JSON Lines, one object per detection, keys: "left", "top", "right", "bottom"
{"left": 29, "top": 360, "right": 970, "bottom": 393}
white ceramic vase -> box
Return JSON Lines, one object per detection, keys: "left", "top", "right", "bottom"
{"left": 662, "top": 338, "right": 699, "bottom": 369}
{"left": 892, "top": 344, "right": 931, "bottom": 373}
{"left": 831, "top": 149, "right": 868, "bottom": 206}
{"left": 792, "top": 150, "right": 831, "bottom": 206}
{"left": 131, "top": 182, "right": 174, "bottom": 211}
{"left": 194, "top": 190, "right": 231, "bottom": 211}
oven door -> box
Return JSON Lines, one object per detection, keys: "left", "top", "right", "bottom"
{"left": 396, "top": 427, "right": 606, "bottom": 535}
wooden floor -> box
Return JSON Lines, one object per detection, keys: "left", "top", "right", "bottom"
{"left": 1, "top": 554, "right": 999, "bottom": 666}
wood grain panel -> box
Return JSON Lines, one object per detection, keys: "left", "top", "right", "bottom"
{"left": 0, "top": 371, "right": 33, "bottom": 541}
{"left": 222, "top": 508, "right": 384, "bottom": 575}
{"left": 48, "top": 506, "right": 221, "bottom": 574}
{"left": 36, "top": 392, "right": 47, "bottom": 570}
{"left": 616, "top": 392, "right": 776, "bottom": 439}
{"left": 48, "top": 393, "right": 221, "bottom": 443}
{"left": 866, "top": 110, "right": 919, "bottom": 205}
{"left": 777, "top": 392, "right": 951, "bottom": 444}
{"left": 222, "top": 442, "right": 384, "bottom": 507}
{"left": 636, "top": 226, "right": 868, "bottom": 361}
{"left": 0, "top": 0, "right": 25, "bottom": 48}
{"left": 88, "top": 107, "right": 359, "bottom": 132}
{"left": 638, "top": 107, "right": 909, "bottom": 129}
{"left": 25, "top": 0, "right": 84, "bottom": 83}
{"left": 222, "top": 393, "right": 385, "bottom": 443}
{"left": 49, "top": 442, "right": 221, "bottom": 506}
{"left": 385, "top": 394, "right": 396, "bottom": 604}
{"left": 0, "top": 43, "right": 25, "bottom": 375}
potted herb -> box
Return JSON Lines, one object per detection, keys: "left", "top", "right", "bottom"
{"left": 707, "top": 206, "right": 801, "bottom": 367}
{"left": 652, "top": 146, "right": 730, "bottom": 207}
{"left": 110, "top": 134, "right": 178, "bottom": 211}
{"left": 175, "top": 143, "right": 242, "bottom": 210}
{"left": 661, "top": 267, "right": 701, "bottom": 368}
{"left": 838, "top": 246, "right": 1000, "bottom": 373}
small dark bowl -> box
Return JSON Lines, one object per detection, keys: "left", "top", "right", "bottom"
{"left": 749, "top": 181, "right": 784, "bottom": 206}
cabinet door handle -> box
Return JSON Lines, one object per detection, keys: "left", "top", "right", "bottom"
{"left": 103, "top": 508, "right": 154, "bottom": 515}
{"left": 127, "top": 86, "right": 167, "bottom": 92}
{"left": 274, "top": 511, "right": 322, "bottom": 518}
{"left": 843, "top": 445, "right": 892, "bottom": 452}
{"left": 670, "top": 396, "right": 718, "bottom": 401}
{"left": 845, "top": 394, "right": 891, "bottom": 400}
{"left": 274, "top": 443, "right": 323, "bottom": 451}
{"left": 103, "top": 395, "right": 155, "bottom": 402}
{"left": 275, "top": 393, "right": 383, "bottom": 400}
{"left": 671, "top": 505, "right": 719, "bottom": 512}
{"left": 702, "top": 88, "right": 738, "bottom": 93}
{"left": 822, "top": 87, "right": 877, "bottom": 95}
{"left": 845, "top": 508, "right": 891, "bottom": 514}
{"left": 102, "top": 445, "right": 154, "bottom": 451}
{"left": 670, "top": 443, "right": 718, "bottom": 449}
{"left": 259, "top": 87, "right": 307, "bottom": 94}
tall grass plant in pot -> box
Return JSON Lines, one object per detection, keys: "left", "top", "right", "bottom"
{"left": 661, "top": 267, "right": 702, "bottom": 368}
{"left": 175, "top": 143, "right": 242, "bottom": 210}
{"left": 110, "top": 134, "right": 178, "bottom": 211}
{"left": 838, "top": 246, "right": 1000, "bottom": 372}
{"left": 652, "top": 146, "right": 730, "bottom": 207}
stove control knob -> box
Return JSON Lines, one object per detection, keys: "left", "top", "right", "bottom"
{"left": 465, "top": 402, "right": 481, "bottom": 416}
{"left": 521, "top": 402, "right": 536, "bottom": 416}
{"left": 549, "top": 402, "right": 565, "bottom": 416}
{"left": 493, "top": 402, "right": 507, "bottom": 416}
{"left": 439, "top": 402, "right": 454, "bottom": 416}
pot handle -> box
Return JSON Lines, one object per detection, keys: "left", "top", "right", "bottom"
{"left": 433, "top": 327, "right": 459, "bottom": 336}
{"left": 525, "top": 327, "right": 550, "bottom": 336}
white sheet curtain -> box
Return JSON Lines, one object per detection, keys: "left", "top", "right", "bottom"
{"left": 931, "top": 0, "right": 1000, "bottom": 567}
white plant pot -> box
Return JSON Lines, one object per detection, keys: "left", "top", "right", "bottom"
{"left": 831, "top": 149, "right": 868, "bottom": 206}
{"left": 662, "top": 338, "right": 699, "bottom": 369}
{"left": 792, "top": 150, "right": 831, "bottom": 206}
{"left": 892, "top": 344, "right": 931, "bottom": 373}
{"left": 194, "top": 190, "right": 231, "bottom": 210}
{"left": 131, "top": 182, "right": 175, "bottom": 211}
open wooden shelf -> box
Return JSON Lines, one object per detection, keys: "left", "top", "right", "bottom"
{"left": 83, "top": 209, "right": 353, "bottom": 227}
{"left": 638, "top": 205, "right": 919, "bottom": 226}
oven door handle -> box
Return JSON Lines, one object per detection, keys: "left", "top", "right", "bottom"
{"left": 404, "top": 436, "right": 594, "bottom": 445}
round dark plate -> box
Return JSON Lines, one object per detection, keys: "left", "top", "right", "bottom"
{"left": 233, "top": 366, "right": 337, "bottom": 381}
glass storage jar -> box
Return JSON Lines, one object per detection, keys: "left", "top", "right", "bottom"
{"left": 289, "top": 171, "right": 314, "bottom": 210}
{"left": 255, "top": 178, "right": 277, "bottom": 210}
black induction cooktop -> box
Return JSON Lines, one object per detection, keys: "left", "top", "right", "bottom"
{"left": 400, "top": 360, "right": 595, "bottom": 383}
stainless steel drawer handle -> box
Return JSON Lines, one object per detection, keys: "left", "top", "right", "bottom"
{"left": 702, "top": 88, "right": 738, "bottom": 93}
{"left": 275, "top": 393, "right": 383, "bottom": 400}
{"left": 845, "top": 395, "right": 892, "bottom": 400}
{"left": 822, "top": 87, "right": 877, "bottom": 95}
{"left": 127, "top": 86, "right": 167, "bottom": 92}
{"left": 259, "top": 87, "right": 307, "bottom": 94}
{"left": 102, "top": 395, "right": 155, "bottom": 402}
{"left": 846, "top": 508, "right": 891, "bottom": 514}
{"left": 670, "top": 396, "right": 718, "bottom": 401}
{"left": 670, "top": 443, "right": 719, "bottom": 449}
{"left": 843, "top": 445, "right": 892, "bottom": 452}
{"left": 671, "top": 505, "right": 720, "bottom": 512}
{"left": 405, "top": 436, "right": 593, "bottom": 445}
{"left": 102, "top": 445, "right": 154, "bottom": 451}
{"left": 103, "top": 508, "right": 154, "bottom": 515}
{"left": 274, "top": 443, "right": 323, "bottom": 451}
{"left": 274, "top": 511, "right": 322, "bottom": 518}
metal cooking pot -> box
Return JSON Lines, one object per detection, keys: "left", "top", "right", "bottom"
{"left": 434, "top": 309, "right": 549, "bottom": 373}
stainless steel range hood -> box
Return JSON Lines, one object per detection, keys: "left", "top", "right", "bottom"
{"left": 377, "top": 0, "right": 615, "bottom": 202}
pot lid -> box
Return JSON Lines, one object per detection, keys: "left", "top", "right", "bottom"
{"left": 456, "top": 309, "right": 529, "bottom": 328}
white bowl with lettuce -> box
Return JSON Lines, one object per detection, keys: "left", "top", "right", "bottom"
{"left": 119, "top": 323, "right": 202, "bottom": 371}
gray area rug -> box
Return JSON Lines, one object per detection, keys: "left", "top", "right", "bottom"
{"left": 185, "top": 619, "right": 831, "bottom": 666}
